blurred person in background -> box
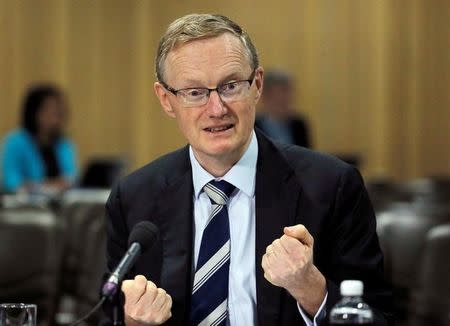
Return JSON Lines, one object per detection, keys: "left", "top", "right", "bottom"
{"left": 0, "top": 84, "right": 77, "bottom": 194}
{"left": 255, "top": 69, "right": 311, "bottom": 148}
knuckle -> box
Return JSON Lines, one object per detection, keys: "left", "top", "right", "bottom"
{"left": 121, "top": 280, "right": 132, "bottom": 291}
{"left": 147, "top": 281, "right": 157, "bottom": 290}
{"left": 135, "top": 274, "right": 147, "bottom": 282}
{"left": 261, "top": 257, "right": 268, "bottom": 268}
{"left": 128, "top": 309, "right": 138, "bottom": 321}
{"left": 268, "top": 270, "right": 276, "bottom": 279}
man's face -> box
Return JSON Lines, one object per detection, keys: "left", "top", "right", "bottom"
{"left": 154, "top": 33, "right": 263, "bottom": 164}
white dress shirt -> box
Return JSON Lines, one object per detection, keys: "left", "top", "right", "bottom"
{"left": 189, "top": 131, "right": 327, "bottom": 325}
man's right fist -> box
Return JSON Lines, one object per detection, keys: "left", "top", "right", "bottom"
{"left": 122, "top": 275, "right": 172, "bottom": 325}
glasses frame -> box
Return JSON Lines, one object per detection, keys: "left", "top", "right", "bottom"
{"left": 159, "top": 69, "right": 257, "bottom": 106}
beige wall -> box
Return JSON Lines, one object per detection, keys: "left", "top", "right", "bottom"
{"left": 1, "top": 0, "right": 448, "bottom": 181}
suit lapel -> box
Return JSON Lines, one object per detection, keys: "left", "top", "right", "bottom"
{"left": 150, "top": 134, "right": 304, "bottom": 324}
{"left": 154, "top": 148, "right": 194, "bottom": 325}
{"left": 255, "top": 132, "right": 303, "bottom": 325}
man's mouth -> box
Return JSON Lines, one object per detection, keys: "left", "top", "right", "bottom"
{"left": 204, "top": 124, "right": 234, "bottom": 133}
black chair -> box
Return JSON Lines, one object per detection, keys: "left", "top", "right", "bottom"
{"left": 366, "top": 178, "right": 413, "bottom": 214}
{"left": 79, "top": 158, "right": 126, "bottom": 189}
{"left": 403, "top": 176, "right": 450, "bottom": 209}
{"left": 376, "top": 208, "right": 450, "bottom": 322}
{"left": 57, "top": 191, "right": 109, "bottom": 325}
{"left": 410, "top": 223, "right": 450, "bottom": 326}
{"left": 0, "top": 207, "right": 65, "bottom": 325}
{"left": 73, "top": 203, "right": 107, "bottom": 324}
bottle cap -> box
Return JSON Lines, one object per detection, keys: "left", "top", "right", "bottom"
{"left": 340, "top": 280, "right": 364, "bottom": 296}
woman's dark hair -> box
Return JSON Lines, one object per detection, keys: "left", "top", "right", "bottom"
{"left": 21, "top": 84, "right": 64, "bottom": 135}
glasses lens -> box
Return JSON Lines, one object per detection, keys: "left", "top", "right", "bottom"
{"left": 179, "top": 88, "right": 209, "bottom": 107}
{"left": 176, "top": 79, "right": 252, "bottom": 108}
{"left": 219, "top": 81, "right": 251, "bottom": 102}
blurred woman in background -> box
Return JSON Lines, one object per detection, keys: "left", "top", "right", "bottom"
{"left": 0, "top": 84, "right": 77, "bottom": 193}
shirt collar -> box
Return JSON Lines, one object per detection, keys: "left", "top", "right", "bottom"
{"left": 189, "top": 131, "right": 258, "bottom": 199}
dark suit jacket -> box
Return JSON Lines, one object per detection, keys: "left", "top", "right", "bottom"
{"left": 104, "top": 131, "right": 393, "bottom": 325}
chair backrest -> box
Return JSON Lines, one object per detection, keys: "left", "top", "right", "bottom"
{"left": 0, "top": 207, "right": 65, "bottom": 325}
{"left": 74, "top": 203, "right": 107, "bottom": 322}
{"left": 59, "top": 189, "right": 110, "bottom": 292}
{"left": 403, "top": 177, "right": 450, "bottom": 207}
{"left": 59, "top": 192, "right": 109, "bottom": 324}
{"left": 377, "top": 208, "right": 450, "bottom": 289}
{"left": 367, "top": 178, "right": 413, "bottom": 214}
{"left": 410, "top": 223, "right": 450, "bottom": 326}
{"left": 79, "top": 158, "right": 126, "bottom": 188}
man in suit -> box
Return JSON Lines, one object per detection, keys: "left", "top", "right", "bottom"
{"left": 255, "top": 69, "right": 312, "bottom": 148}
{"left": 104, "top": 14, "right": 392, "bottom": 326}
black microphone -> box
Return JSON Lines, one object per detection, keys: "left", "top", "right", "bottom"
{"left": 69, "top": 221, "right": 159, "bottom": 326}
{"left": 102, "top": 221, "right": 159, "bottom": 299}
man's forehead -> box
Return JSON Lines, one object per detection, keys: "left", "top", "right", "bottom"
{"left": 164, "top": 34, "right": 252, "bottom": 83}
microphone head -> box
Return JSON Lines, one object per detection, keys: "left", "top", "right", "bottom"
{"left": 128, "top": 221, "right": 159, "bottom": 252}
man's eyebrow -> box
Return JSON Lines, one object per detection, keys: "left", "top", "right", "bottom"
{"left": 217, "top": 72, "right": 246, "bottom": 85}
{"left": 178, "top": 72, "right": 247, "bottom": 89}
{"left": 178, "top": 79, "right": 204, "bottom": 88}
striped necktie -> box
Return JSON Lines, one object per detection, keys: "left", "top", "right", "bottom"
{"left": 190, "top": 180, "right": 236, "bottom": 326}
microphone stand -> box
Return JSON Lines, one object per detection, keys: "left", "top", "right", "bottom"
{"left": 69, "top": 279, "right": 125, "bottom": 326}
{"left": 111, "top": 287, "right": 125, "bottom": 326}
{"left": 68, "top": 297, "right": 106, "bottom": 326}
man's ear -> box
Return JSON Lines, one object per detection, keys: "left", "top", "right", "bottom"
{"left": 254, "top": 66, "right": 264, "bottom": 102}
{"left": 154, "top": 82, "right": 176, "bottom": 118}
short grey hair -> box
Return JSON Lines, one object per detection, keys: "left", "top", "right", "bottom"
{"left": 155, "top": 13, "right": 259, "bottom": 82}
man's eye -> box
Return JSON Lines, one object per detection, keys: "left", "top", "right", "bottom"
{"left": 186, "top": 89, "right": 206, "bottom": 97}
{"left": 221, "top": 82, "right": 239, "bottom": 92}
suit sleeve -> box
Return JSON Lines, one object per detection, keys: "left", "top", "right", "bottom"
{"left": 321, "top": 166, "right": 394, "bottom": 326}
{"left": 105, "top": 182, "right": 129, "bottom": 272}
{"left": 101, "top": 182, "right": 129, "bottom": 325}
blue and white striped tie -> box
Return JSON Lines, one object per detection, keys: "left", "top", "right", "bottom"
{"left": 190, "top": 180, "right": 235, "bottom": 326}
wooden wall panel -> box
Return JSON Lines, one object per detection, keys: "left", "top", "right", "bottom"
{"left": 0, "top": 0, "right": 448, "bottom": 180}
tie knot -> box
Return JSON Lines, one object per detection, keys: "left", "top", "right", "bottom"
{"left": 203, "top": 180, "right": 236, "bottom": 205}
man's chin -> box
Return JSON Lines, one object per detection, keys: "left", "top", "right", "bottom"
{"left": 194, "top": 142, "right": 239, "bottom": 159}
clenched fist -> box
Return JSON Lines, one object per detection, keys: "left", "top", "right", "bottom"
{"left": 122, "top": 275, "right": 172, "bottom": 325}
{"left": 261, "top": 224, "right": 326, "bottom": 316}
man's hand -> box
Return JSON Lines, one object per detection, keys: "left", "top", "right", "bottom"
{"left": 122, "top": 275, "right": 172, "bottom": 325}
{"left": 261, "top": 224, "right": 327, "bottom": 316}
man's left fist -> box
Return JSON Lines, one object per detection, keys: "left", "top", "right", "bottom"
{"left": 261, "top": 224, "right": 326, "bottom": 316}
{"left": 262, "top": 224, "right": 315, "bottom": 289}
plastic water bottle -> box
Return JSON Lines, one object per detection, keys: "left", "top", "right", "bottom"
{"left": 330, "top": 280, "right": 374, "bottom": 325}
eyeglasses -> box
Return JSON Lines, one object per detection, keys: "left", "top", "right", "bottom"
{"left": 160, "top": 69, "right": 256, "bottom": 108}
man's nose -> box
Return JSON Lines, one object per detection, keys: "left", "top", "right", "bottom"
{"left": 205, "top": 90, "right": 227, "bottom": 117}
